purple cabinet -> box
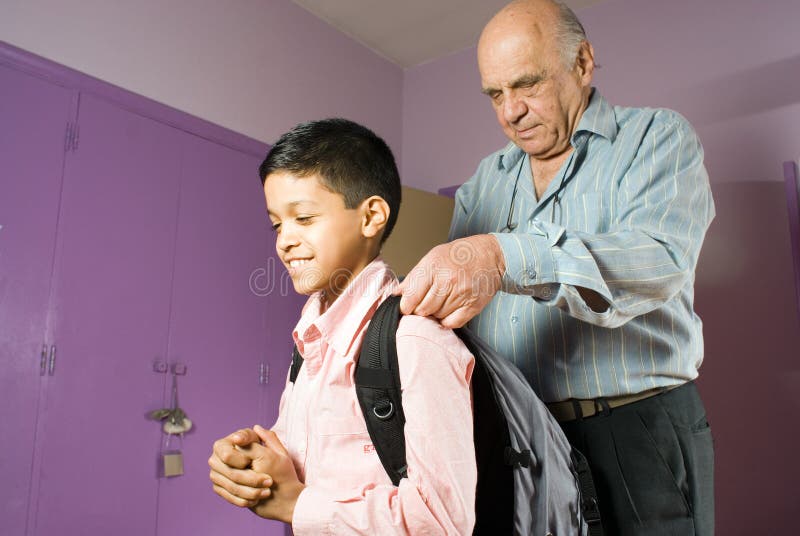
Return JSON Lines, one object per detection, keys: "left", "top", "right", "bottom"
{"left": 1, "top": 48, "right": 304, "bottom": 536}
{"left": 0, "top": 63, "right": 76, "bottom": 536}
{"left": 155, "top": 133, "right": 304, "bottom": 536}
{"left": 31, "top": 93, "right": 183, "bottom": 536}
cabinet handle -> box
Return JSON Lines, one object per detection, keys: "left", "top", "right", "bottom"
{"left": 48, "top": 345, "right": 56, "bottom": 376}
{"left": 40, "top": 344, "right": 48, "bottom": 376}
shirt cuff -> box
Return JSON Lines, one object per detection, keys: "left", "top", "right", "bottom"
{"left": 292, "top": 486, "right": 335, "bottom": 536}
{"left": 492, "top": 221, "right": 562, "bottom": 293}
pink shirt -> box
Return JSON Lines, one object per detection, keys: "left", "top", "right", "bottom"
{"left": 271, "top": 258, "right": 476, "bottom": 535}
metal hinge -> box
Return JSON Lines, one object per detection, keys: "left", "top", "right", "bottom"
{"left": 40, "top": 343, "right": 48, "bottom": 376}
{"left": 259, "top": 363, "right": 269, "bottom": 385}
{"left": 48, "top": 344, "right": 56, "bottom": 375}
{"left": 64, "top": 122, "right": 74, "bottom": 153}
{"left": 40, "top": 344, "right": 57, "bottom": 375}
{"left": 64, "top": 122, "right": 80, "bottom": 153}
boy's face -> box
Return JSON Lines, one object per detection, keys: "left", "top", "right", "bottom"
{"left": 264, "top": 171, "right": 375, "bottom": 301}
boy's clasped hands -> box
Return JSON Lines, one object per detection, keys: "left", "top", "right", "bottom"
{"left": 208, "top": 425, "right": 305, "bottom": 523}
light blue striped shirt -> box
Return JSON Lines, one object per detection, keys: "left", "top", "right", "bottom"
{"left": 450, "top": 90, "right": 715, "bottom": 402}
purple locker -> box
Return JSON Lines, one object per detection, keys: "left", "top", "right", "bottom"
{"left": 0, "top": 63, "right": 76, "bottom": 536}
{"left": 155, "top": 133, "right": 304, "bottom": 536}
{"left": 2, "top": 44, "right": 307, "bottom": 535}
{"left": 30, "top": 93, "right": 182, "bottom": 536}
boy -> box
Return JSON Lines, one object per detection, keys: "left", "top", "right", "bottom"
{"left": 208, "top": 118, "right": 477, "bottom": 534}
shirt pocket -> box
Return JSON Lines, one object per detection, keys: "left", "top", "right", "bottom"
{"left": 311, "top": 416, "right": 387, "bottom": 488}
{"left": 316, "top": 416, "right": 368, "bottom": 436}
{"left": 552, "top": 191, "right": 611, "bottom": 234}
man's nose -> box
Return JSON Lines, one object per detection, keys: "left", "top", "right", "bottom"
{"left": 502, "top": 93, "right": 526, "bottom": 124}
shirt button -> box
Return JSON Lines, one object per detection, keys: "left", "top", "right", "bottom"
{"left": 540, "top": 287, "right": 552, "bottom": 299}
{"left": 511, "top": 316, "right": 519, "bottom": 323}
{"left": 526, "top": 268, "right": 537, "bottom": 280}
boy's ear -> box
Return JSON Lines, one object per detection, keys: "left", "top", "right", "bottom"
{"left": 360, "top": 196, "right": 390, "bottom": 239}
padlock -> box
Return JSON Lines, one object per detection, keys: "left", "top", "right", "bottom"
{"left": 162, "top": 450, "right": 184, "bottom": 477}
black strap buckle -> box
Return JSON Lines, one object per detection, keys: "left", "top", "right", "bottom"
{"left": 503, "top": 447, "right": 531, "bottom": 468}
{"left": 582, "top": 495, "right": 601, "bottom": 524}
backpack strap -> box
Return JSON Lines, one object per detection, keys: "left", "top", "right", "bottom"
{"left": 288, "top": 296, "right": 408, "bottom": 486}
{"left": 354, "top": 295, "right": 408, "bottom": 485}
{"left": 573, "top": 448, "right": 604, "bottom": 536}
{"left": 289, "top": 346, "right": 304, "bottom": 383}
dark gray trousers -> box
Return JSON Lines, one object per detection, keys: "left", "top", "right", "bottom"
{"left": 559, "top": 382, "right": 715, "bottom": 536}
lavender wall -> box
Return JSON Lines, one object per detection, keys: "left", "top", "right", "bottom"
{"left": 786, "top": 162, "right": 800, "bottom": 322}
{"left": 401, "top": 46, "right": 505, "bottom": 192}
{"left": 0, "top": 0, "right": 403, "bottom": 162}
{"left": 402, "top": 0, "right": 800, "bottom": 532}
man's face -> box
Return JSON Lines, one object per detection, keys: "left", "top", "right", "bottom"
{"left": 478, "top": 29, "right": 587, "bottom": 160}
{"left": 264, "top": 172, "right": 370, "bottom": 301}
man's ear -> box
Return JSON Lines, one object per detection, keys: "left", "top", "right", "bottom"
{"left": 360, "top": 196, "right": 390, "bottom": 239}
{"left": 575, "top": 40, "right": 595, "bottom": 87}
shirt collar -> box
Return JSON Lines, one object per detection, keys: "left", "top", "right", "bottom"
{"left": 497, "top": 141, "right": 524, "bottom": 173}
{"left": 497, "top": 88, "right": 617, "bottom": 173}
{"left": 293, "top": 257, "right": 397, "bottom": 359}
{"left": 572, "top": 88, "right": 617, "bottom": 143}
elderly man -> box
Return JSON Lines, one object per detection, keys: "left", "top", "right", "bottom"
{"left": 398, "top": 0, "right": 715, "bottom": 534}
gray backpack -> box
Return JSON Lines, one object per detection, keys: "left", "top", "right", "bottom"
{"left": 290, "top": 295, "right": 602, "bottom": 535}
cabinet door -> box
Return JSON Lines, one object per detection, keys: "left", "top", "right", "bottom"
{"left": 0, "top": 64, "right": 76, "bottom": 536}
{"left": 155, "top": 134, "right": 304, "bottom": 536}
{"left": 30, "top": 94, "right": 183, "bottom": 536}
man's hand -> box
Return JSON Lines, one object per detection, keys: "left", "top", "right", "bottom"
{"left": 208, "top": 428, "right": 272, "bottom": 509}
{"left": 396, "top": 235, "right": 505, "bottom": 328}
{"left": 247, "top": 425, "right": 304, "bottom": 524}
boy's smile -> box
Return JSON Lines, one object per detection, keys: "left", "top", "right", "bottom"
{"left": 264, "top": 172, "right": 378, "bottom": 303}
{"left": 286, "top": 258, "right": 311, "bottom": 271}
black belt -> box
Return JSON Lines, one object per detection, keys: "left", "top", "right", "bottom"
{"left": 546, "top": 385, "right": 679, "bottom": 422}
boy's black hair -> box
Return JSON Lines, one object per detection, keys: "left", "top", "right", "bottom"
{"left": 259, "top": 118, "right": 402, "bottom": 243}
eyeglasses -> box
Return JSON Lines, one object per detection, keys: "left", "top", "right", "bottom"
{"left": 503, "top": 158, "right": 525, "bottom": 232}
{"left": 502, "top": 155, "right": 564, "bottom": 232}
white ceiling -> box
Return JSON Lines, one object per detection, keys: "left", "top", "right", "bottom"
{"left": 292, "top": 0, "right": 606, "bottom": 68}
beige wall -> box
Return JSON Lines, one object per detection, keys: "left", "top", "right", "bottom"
{"left": 381, "top": 186, "right": 454, "bottom": 276}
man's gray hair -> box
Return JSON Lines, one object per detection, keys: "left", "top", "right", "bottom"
{"left": 553, "top": 0, "right": 587, "bottom": 68}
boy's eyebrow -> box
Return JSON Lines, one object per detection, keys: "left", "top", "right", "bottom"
{"left": 266, "top": 200, "right": 319, "bottom": 215}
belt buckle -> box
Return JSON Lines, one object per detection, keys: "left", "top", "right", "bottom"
{"left": 569, "top": 399, "right": 605, "bottom": 421}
